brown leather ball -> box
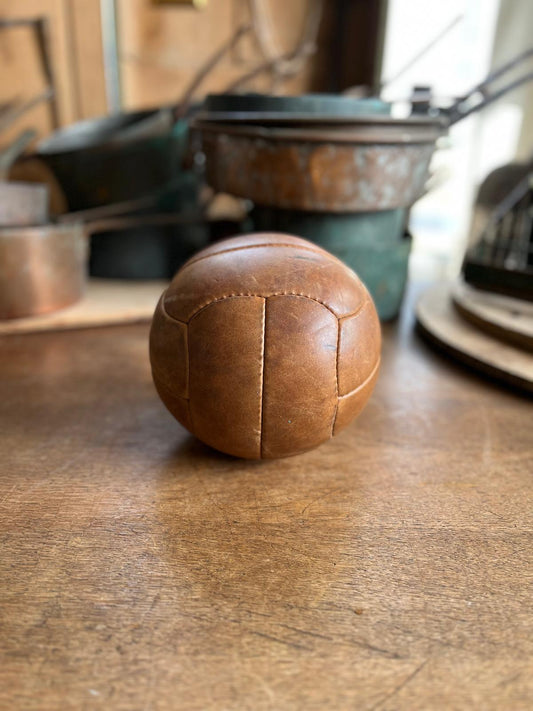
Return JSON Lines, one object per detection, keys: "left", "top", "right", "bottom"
{"left": 150, "top": 233, "right": 381, "bottom": 459}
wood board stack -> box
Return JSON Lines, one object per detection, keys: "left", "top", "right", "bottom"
{"left": 416, "top": 280, "right": 533, "bottom": 393}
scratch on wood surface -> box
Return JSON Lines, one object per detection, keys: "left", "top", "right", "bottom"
{"left": 486, "top": 509, "right": 504, "bottom": 520}
{"left": 301, "top": 487, "right": 344, "bottom": 515}
{"left": 370, "top": 659, "right": 428, "bottom": 710}
{"left": 344, "top": 638, "right": 401, "bottom": 659}
{"left": 239, "top": 608, "right": 273, "bottom": 620}
{"left": 277, "top": 623, "right": 332, "bottom": 641}
{"left": 251, "top": 630, "right": 312, "bottom": 652}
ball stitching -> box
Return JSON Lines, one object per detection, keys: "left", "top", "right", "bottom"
{"left": 161, "top": 293, "right": 377, "bottom": 453}
{"left": 331, "top": 316, "right": 341, "bottom": 437}
{"left": 259, "top": 297, "right": 266, "bottom": 458}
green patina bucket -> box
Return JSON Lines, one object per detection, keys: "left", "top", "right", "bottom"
{"left": 204, "top": 93, "right": 391, "bottom": 117}
{"left": 38, "top": 111, "right": 190, "bottom": 211}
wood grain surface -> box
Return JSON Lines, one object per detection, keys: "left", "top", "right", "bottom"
{"left": 0, "top": 295, "right": 532, "bottom": 710}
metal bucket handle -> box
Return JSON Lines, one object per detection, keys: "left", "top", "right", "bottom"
{"left": 446, "top": 47, "right": 533, "bottom": 125}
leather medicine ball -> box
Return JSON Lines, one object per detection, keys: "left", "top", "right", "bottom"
{"left": 150, "top": 233, "right": 381, "bottom": 459}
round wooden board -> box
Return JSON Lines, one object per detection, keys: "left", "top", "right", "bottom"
{"left": 416, "top": 283, "right": 533, "bottom": 393}
{"left": 452, "top": 279, "right": 533, "bottom": 351}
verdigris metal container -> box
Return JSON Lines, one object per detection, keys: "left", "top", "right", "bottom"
{"left": 37, "top": 110, "right": 189, "bottom": 211}
{"left": 251, "top": 207, "right": 410, "bottom": 320}
{"left": 204, "top": 92, "right": 391, "bottom": 116}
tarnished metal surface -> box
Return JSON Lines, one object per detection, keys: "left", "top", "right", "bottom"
{"left": 0, "top": 223, "right": 86, "bottom": 319}
{"left": 0, "top": 182, "right": 49, "bottom": 226}
{"left": 199, "top": 124, "right": 438, "bottom": 211}
{"left": 37, "top": 111, "right": 188, "bottom": 211}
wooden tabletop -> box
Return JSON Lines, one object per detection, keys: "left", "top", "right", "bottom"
{"left": 1, "top": 292, "right": 531, "bottom": 710}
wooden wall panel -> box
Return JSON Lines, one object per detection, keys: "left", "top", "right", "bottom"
{"left": 116, "top": 0, "right": 317, "bottom": 110}
{"left": 0, "top": 0, "right": 107, "bottom": 146}
{"left": 0, "top": 0, "right": 383, "bottom": 145}
{"left": 0, "top": 0, "right": 75, "bottom": 142}
{"left": 67, "top": 0, "right": 108, "bottom": 119}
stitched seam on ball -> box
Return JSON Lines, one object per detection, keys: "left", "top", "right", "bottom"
{"left": 337, "top": 297, "right": 369, "bottom": 323}
{"left": 186, "top": 318, "right": 194, "bottom": 434}
{"left": 153, "top": 374, "right": 189, "bottom": 401}
{"left": 334, "top": 296, "right": 370, "bottom": 401}
{"left": 186, "top": 395, "right": 192, "bottom": 433}
{"left": 153, "top": 376, "right": 194, "bottom": 435}
{"left": 259, "top": 297, "right": 266, "bottom": 460}
{"left": 151, "top": 366, "right": 184, "bottom": 396}
{"left": 160, "top": 292, "right": 187, "bottom": 325}
{"left": 187, "top": 292, "right": 345, "bottom": 322}
{"left": 331, "top": 317, "right": 341, "bottom": 436}
{"left": 337, "top": 357, "right": 381, "bottom": 400}
{"left": 180, "top": 241, "right": 335, "bottom": 270}
{"left": 184, "top": 313, "right": 190, "bottom": 399}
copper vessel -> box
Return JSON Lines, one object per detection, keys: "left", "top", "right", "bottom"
{"left": 0, "top": 223, "right": 87, "bottom": 319}
{"left": 0, "top": 181, "right": 49, "bottom": 226}
{"left": 194, "top": 116, "right": 445, "bottom": 212}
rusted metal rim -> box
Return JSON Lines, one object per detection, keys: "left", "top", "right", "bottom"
{"left": 193, "top": 118, "right": 445, "bottom": 145}
{"left": 196, "top": 110, "right": 446, "bottom": 127}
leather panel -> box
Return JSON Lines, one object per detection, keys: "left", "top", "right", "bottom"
{"left": 164, "top": 238, "right": 365, "bottom": 323}
{"left": 153, "top": 378, "right": 192, "bottom": 433}
{"left": 188, "top": 296, "right": 265, "bottom": 459}
{"left": 183, "top": 232, "right": 329, "bottom": 264}
{"left": 261, "top": 295, "right": 338, "bottom": 458}
{"left": 333, "top": 362, "right": 380, "bottom": 436}
{"left": 337, "top": 299, "right": 381, "bottom": 396}
{"left": 149, "top": 295, "right": 188, "bottom": 398}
